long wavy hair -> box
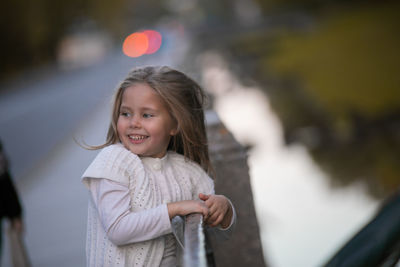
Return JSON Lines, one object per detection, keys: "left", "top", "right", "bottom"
{"left": 90, "top": 66, "right": 213, "bottom": 175}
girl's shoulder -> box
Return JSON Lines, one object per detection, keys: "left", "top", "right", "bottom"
{"left": 95, "top": 143, "right": 140, "bottom": 166}
{"left": 82, "top": 143, "right": 143, "bottom": 187}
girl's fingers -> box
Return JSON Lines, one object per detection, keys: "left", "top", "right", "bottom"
{"left": 204, "top": 211, "right": 212, "bottom": 224}
{"left": 206, "top": 208, "right": 228, "bottom": 226}
{"left": 204, "top": 208, "right": 210, "bottom": 219}
{"left": 211, "top": 214, "right": 224, "bottom": 227}
{"left": 208, "top": 204, "right": 226, "bottom": 218}
{"left": 204, "top": 210, "right": 211, "bottom": 221}
{"left": 206, "top": 211, "right": 220, "bottom": 225}
{"left": 198, "top": 203, "right": 209, "bottom": 218}
{"left": 199, "top": 193, "right": 210, "bottom": 201}
{"left": 207, "top": 206, "right": 216, "bottom": 215}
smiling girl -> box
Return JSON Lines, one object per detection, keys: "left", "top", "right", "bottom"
{"left": 81, "top": 66, "right": 236, "bottom": 267}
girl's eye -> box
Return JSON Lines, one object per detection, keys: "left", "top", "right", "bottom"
{"left": 143, "top": 113, "right": 153, "bottom": 118}
{"left": 120, "top": 112, "right": 131, "bottom": 117}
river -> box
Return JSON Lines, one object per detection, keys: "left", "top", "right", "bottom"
{"left": 198, "top": 51, "right": 381, "bottom": 267}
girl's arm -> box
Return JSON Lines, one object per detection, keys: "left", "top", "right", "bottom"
{"left": 90, "top": 178, "right": 172, "bottom": 246}
{"left": 167, "top": 200, "right": 209, "bottom": 219}
{"left": 89, "top": 178, "right": 211, "bottom": 246}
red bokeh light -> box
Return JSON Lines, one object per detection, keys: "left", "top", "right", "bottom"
{"left": 143, "top": 30, "right": 162, "bottom": 54}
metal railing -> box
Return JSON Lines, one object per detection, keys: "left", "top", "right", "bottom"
{"left": 183, "top": 214, "right": 208, "bottom": 267}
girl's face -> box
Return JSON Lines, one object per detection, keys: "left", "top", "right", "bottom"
{"left": 117, "top": 83, "right": 177, "bottom": 158}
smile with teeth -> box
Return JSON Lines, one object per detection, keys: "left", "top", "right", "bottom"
{"left": 128, "top": 135, "right": 148, "bottom": 141}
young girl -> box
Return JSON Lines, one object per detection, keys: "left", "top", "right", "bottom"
{"left": 81, "top": 66, "right": 236, "bottom": 267}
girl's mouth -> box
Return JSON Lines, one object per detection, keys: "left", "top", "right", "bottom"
{"left": 128, "top": 134, "right": 148, "bottom": 141}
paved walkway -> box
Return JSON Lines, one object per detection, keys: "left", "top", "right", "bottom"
{"left": 2, "top": 103, "right": 108, "bottom": 266}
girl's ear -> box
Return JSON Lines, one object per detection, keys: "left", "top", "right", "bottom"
{"left": 170, "top": 122, "right": 179, "bottom": 136}
{"left": 170, "top": 127, "right": 178, "bottom": 136}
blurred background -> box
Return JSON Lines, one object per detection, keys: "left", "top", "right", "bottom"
{"left": 0, "top": 0, "right": 399, "bottom": 266}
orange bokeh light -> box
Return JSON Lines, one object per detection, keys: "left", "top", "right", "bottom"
{"left": 122, "top": 30, "right": 162, "bottom": 58}
{"left": 122, "top": 32, "right": 149, "bottom": 58}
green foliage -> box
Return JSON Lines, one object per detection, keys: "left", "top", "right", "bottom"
{"left": 268, "top": 2, "right": 400, "bottom": 121}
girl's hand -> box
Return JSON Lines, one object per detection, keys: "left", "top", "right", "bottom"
{"left": 199, "top": 193, "right": 233, "bottom": 228}
{"left": 167, "top": 200, "right": 209, "bottom": 219}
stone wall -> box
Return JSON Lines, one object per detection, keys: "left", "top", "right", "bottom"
{"left": 206, "top": 110, "right": 267, "bottom": 267}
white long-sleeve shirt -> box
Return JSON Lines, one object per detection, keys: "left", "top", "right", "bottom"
{"left": 88, "top": 179, "right": 171, "bottom": 245}
{"left": 82, "top": 143, "right": 236, "bottom": 267}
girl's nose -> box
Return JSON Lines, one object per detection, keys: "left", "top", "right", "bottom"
{"left": 130, "top": 116, "right": 141, "bottom": 128}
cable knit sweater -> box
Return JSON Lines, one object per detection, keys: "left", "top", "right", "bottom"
{"left": 81, "top": 143, "right": 221, "bottom": 267}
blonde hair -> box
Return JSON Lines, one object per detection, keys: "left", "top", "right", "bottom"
{"left": 92, "top": 66, "right": 213, "bottom": 175}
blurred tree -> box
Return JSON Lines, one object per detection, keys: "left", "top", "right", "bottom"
{"left": 0, "top": 0, "right": 129, "bottom": 82}
{"left": 0, "top": 0, "right": 240, "bottom": 83}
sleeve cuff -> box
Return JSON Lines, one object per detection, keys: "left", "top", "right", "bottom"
{"left": 218, "top": 198, "right": 237, "bottom": 231}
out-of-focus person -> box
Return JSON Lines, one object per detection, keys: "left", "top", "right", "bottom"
{"left": 0, "top": 139, "right": 23, "bottom": 259}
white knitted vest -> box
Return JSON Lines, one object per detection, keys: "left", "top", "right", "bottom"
{"left": 82, "top": 144, "right": 214, "bottom": 267}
